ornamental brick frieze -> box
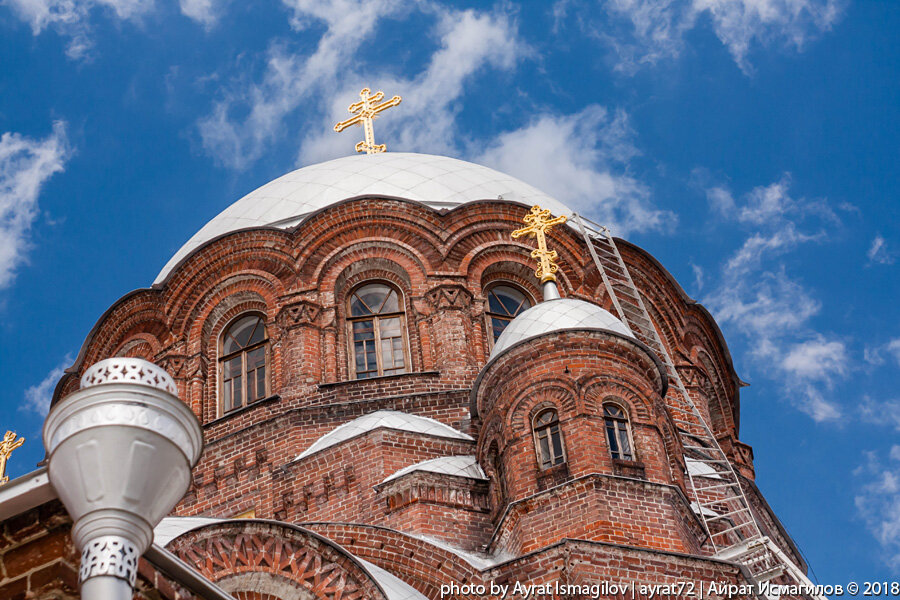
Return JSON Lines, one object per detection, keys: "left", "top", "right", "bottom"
{"left": 675, "top": 363, "right": 709, "bottom": 390}
{"left": 169, "top": 522, "right": 385, "bottom": 600}
{"left": 423, "top": 284, "right": 473, "bottom": 311}
{"left": 277, "top": 301, "right": 332, "bottom": 329}
{"left": 377, "top": 471, "right": 490, "bottom": 513}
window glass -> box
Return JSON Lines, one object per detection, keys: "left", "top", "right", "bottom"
{"left": 533, "top": 409, "right": 566, "bottom": 469}
{"left": 486, "top": 285, "right": 531, "bottom": 342}
{"left": 348, "top": 284, "right": 408, "bottom": 379}
{"left": 220, "top": 315, "right": 268, "bottom": 413}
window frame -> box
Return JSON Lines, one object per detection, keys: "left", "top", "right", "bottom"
{"left": 218, "top": 313, "right": 270, "bottom": 415}
{"left": 346, "top": 282, "right": 411, "bottom": 380}
{"left": 484, "top": 282, "right": 533, "bottom": 349}
{"left": 603, "top": 402, "right": 636, "bottom": 461}
{"left": 532, "top": 408, "right": 566, "bottom": 470}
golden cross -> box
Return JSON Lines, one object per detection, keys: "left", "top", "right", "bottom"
{"left": 0, "top": 431, "right": 24, "bottom": 485}
{"left": 511, "top": 205, "right": 568, "bottom": 283}
{"left": 334, "top": 87, "right": 402, "bottom": 155}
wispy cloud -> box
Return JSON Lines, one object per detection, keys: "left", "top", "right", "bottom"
{"left": 299, "top": 6, "right": 527, "bottom": 164}
{"left": 855, "top": 446, "right": 900, "bottom": 572}
{"left": 702, "top": 174, "right": 847, "bottom": 421}
{"left": 197, "top": 2, "right": 527, "bottom": 170}
{"left": 558, "top": 0, "right": 843, "bottom": 74}
{"left": 23, "top": 357, "right": 70, "bottom": 416}
{"left": 475, "top": 106, "right": 670, "bottom": 235}
{"left": 0, "top": 121, "right": 70, "bottom": 289}
{"left": 4, "top": 0, "right": 155, "bottom": 59}
{"left": 867, "top": 234, "right": 895, "bottom": 265}
{"left": 861, "top": 397, "right": 900, "bottom": 432}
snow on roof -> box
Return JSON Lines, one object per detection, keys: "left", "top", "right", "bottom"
{"left": 685, "top": 457, "right": 724, "bottom": 479}
{"left": 154, "top": 516, "right": 224, "bottom": 547}
{"left": 382, "top": 455, "right": 487, "bottom": 484}
{"left": 296, "top": 410, "right": 473, "bottom": 460}
{"left": 358, "top": 559, "right": 428, "bottom": 600}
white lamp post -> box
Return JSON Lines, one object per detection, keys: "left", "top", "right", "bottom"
{"left": 43, "top": 358, "right": 203, "bottom": 600}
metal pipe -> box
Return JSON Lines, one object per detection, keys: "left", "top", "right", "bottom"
{"left": 80, "top": 575, "right": 133, "bottom": 600}
{"left": 145, "top": 543, "right": 237, "bottom": 600}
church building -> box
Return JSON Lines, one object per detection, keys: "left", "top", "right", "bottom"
{"left": 0, "top": 93, "right": 820, "bottom": 600}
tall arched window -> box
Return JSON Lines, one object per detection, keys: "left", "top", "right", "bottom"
{"left": 603, "top": 403, "right": 634, "bottom": 461}
{"left": 485, "top": 285, "right": 531, "bottom": 343}
{"left": 533, "top": 408, "right": 566, "bottom": 469}
{"left": 220, "top": 314, "right": 269, "bottom": 413}
{"left": 348, "top": 283, "right": 409, "bottom": 379}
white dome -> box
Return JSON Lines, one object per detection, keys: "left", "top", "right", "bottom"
{"left": 156, "top": 153, "right": 573, "bottom": 283}
{"left": 489, "top": 298, "right": 634, "bottom": 360}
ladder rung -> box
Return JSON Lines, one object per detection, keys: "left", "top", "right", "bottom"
{"left": 707, "top": 507, "right": 754, "bottom": 523}
{"left": 712, "top": 522, "right": 752, "bottom": 538}
{"left": 696, "top": 481, "right": 742, "bottom": 492}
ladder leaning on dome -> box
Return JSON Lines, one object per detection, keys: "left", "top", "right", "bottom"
{"left": 570, "top": 213, "right": 824, "bottom": 600}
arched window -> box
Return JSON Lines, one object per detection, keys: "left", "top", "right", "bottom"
{"left": 348, "top": 283, "right": 409, "bottom": 379}
{"left": 604, "top": 403, "right": 634, "bottom": 461}
{"left": 533, "top": 409, "right": 565, "bottom": 469}
{"left": 485, "top": 285, "right": 532, "bottom": 343}
{"left": 220, "top": 314, "right": 269, "bottom": 413}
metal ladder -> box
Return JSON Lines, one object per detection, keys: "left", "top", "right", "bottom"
{"left": 571, "top": 213, "right": 824, "bottom": 598}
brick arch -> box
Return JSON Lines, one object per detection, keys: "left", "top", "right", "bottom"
{"left": 167, "top": 521, "right": 387, "bottom": 600}
{"left": 179, "top": 271, "right": 282, "bottom": 345}
{"left": 197, "top": 292, "right": 276, "bottom": 423}
{"left": 291, "top": 199, "right": 445, "bottom": 278}
{"left": 580, "top": 376, "right": 656, "bottom": 422}
{"left": 507, "top": 382, "right": 577, "bottom": 436}
{"left": 330, "top": 257, "right": 423, "bottom": 380}
{"left": 113, "top": 334, "right": 160, "bottom": 359}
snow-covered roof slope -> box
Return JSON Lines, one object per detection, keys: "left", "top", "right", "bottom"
{"left": 296, "top": 410, "right": 472, "bottom": 460}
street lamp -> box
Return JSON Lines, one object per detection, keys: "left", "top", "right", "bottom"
{"left": 43, "top": 358, "right": 203, "bottom": 600}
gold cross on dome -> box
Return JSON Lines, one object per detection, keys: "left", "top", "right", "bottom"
{"left": 0, "top": 431, "right": 24, "bottom": 485}
{"left": 333, "top": 87, "right": 402, "bottom": 155}
{"left": 512, "top": 205, "right": 568, "bottom": 283}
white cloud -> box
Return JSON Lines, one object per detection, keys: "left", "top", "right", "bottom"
{"left": 179, "top": 0, "right": 218, "bottom": 27}
{"left": 298, "top": 6, "right": 527, "bottom": 165}
{"left": 23, "top": 357, "right": 70, "bottom": 416}
{"left": 0, "top": 121, "right": 70, "bottom": 289}
{"left": 703, "top": 175, "right": 846, "bottom": 421}
{"left": 199, "top": 1, "right": 526, "bottom": 169}
{"left": 855, "top": 447, "right": 900, "bottom": 572}
{"left": 474, "top": 106, "right": 670, "bottom": 235}
{"left": 4, "top": 0, "right": 155, "bottom": 59}
{"left": 781, "top": 335, "right": 847, "bottom": 380}
{"left": 694, "top": 0, "right": 843, "bottom": 73}
{"left": 861, "top": 397, "right": 900, "bottom": 432}
{"left": 868, "top": 234, "right": 895, "bottom": 265}
{"left": 888, "top": 339, "right": 900, "bottom": 367}
{"left": 574, "top": 0, "right": 843, "bottom": 74}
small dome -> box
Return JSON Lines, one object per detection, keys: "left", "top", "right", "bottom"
{"left": 156, "top": 153, "right": 573, "bottom": 283}
{"left": 489, "top": 298, "right": 633, "bottom": 360}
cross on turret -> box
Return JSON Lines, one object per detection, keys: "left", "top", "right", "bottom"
{"left": 512, "top": 205, "right": 568, "bottom": 283}
{"left": 334, "top": 87, "right": 402, "bottom": 155}
{"left": 0, "top": 431, "right": 24, "bottom": 484}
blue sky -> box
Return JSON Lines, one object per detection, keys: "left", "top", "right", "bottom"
{"left": 1, "top": 0, "right": 897, "bottom": 583}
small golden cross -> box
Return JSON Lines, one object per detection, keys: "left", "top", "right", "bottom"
{"left": 334, "top": 87, "right": 402, "bottom": 155}
{"left": 0, "top": 431, "right": 24, "bottom": 485}
{"left": 512, "top": 205, "right": 568, "bottom": 283}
